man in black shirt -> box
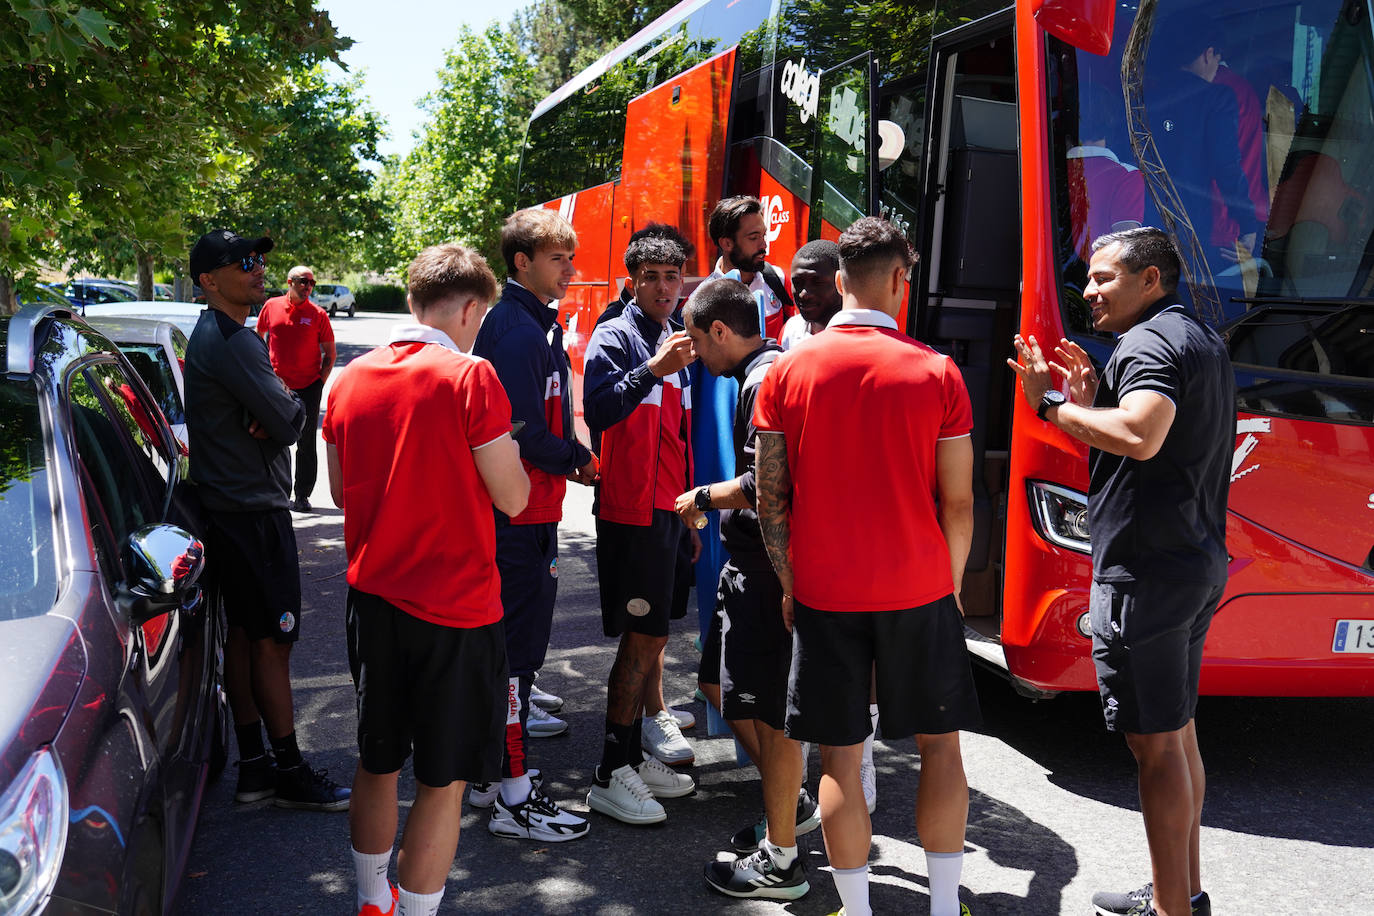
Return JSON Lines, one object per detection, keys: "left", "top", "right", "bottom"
{"left": 1009, "top": 227, "right": 1233, "bottom": 916}
{"left": 676, "top": 279, "right": 811, "bottom": 901}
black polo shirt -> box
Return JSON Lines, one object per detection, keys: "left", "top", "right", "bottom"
{"left": 720, "top": 342, "right": 783, "bottom": 571}
{"left": 1088, "top": 300, "right": 1236, "bottom": 585}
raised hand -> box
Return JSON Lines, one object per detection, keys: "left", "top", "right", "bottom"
{"left": 1052, "top": 338, "right": 1099, "bottom": 406}
{"left": 648, "top": 330, "right": 696, "bottom": 377}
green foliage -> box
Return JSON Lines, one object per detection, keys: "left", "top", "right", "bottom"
{"left": 555, "top": 0, "right": 678, "bottom": 43}
{"left": 383, "top": 25, "right": 538, "bottom": 273}
{"left": 0, "top": 0, "right": 351, "bottom": 309}
{"left": 353, "top": 282, "right": 407, "bottom": 313}
{"left": 511, "top": 0, "right": 607, "bottom": 99}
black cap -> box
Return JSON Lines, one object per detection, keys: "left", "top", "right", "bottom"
{"left": 190, "top": 229, "right": 274, "bottom": 281}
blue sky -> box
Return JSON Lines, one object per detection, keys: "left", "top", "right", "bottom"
{"left": 323, "top": 0, "right": 535, "bottom": 160}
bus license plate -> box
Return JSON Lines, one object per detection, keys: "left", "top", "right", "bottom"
{"left": 1332, "top": 620, "right": 1374, "bottom": 653}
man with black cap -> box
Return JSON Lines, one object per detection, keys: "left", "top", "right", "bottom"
{"left": 185, "top": 228, "right": 350, "bottom": 812}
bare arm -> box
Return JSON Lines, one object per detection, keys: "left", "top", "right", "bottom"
{"left": 326, "top": 443, "right": 343, "bottom": 509}
{"left": 935, "top": 435, "right": 975, "bottom": 613}
{"left": 673, "top": 478, "right": 751, "bottom": 528}
{"left": 1009, "top": 333, "right": 1176, "bottom": 460}
{"left": 473, "top": 433, "right": 531, "bottom": 518}
{"left": 754, "top": 431, "right": 795, "bottom": 628}
{"left": 320, "top": 340, "right": 336, "bottom": 381}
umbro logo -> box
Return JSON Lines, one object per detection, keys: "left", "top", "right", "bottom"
{"left": 738, "top": 693, "right": 757, "bottom": 704}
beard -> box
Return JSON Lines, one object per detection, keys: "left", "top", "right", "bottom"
{"left": 729, "top": 247, "right": 767, "bottom": 273}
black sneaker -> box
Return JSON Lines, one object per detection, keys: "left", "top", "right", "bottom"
{"left": 731, "top": 788, "right": 821, "bottom": 853}
{"left": 704, "top": 847, "right": 809, "bottom": 900}
{"left": 234, "top": 755, "right": 276, "bottom": 803}
{"left": 487, "top": 784, "right": 590, "bottom": 842}
{"left": 274, "top": 762, "right": 350, "bottom": 811}
{"left": 1093, "top": 883, "right": 1211, "bottom": 916}
{"left": 291, "top": 498, "right": 312, "bottom": 513}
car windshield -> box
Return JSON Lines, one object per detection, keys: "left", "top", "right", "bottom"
{"left": 1048, "top": 0, "right": 1374, "bottom": 337}
{"left": 0, "top": 383, "right": 58, "bottom": 622}
{"left": 315, "top": 284, "right": 338, "bottom": 295}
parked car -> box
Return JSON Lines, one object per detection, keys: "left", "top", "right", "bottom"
{"left": 0, "top": 303, "right": 225, "bottom": 915}
{"left": 60, "top": 279, "right": 138, "bottom": 312}
{"left": 86, "top": 316, "right": 189, "bottom": 448}
{"left": 313, "top": 283, "right": 355, "bottom": 317}
{"left": 15, "top": 282, "right": 75, "bottom": 310}
{"left": 153, "top": 283, "right": 175, "bottom": 301}
{"left": 81, "top": 300, "right": 258, "bottom": 339}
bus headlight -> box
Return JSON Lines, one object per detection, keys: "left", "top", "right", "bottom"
{"left": 1028, "top": 481, "right": 1091, "bottom": 554}
{"left": 0, "top": 747, "right": 68, "bottom": 915}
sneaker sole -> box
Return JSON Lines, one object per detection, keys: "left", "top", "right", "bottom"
{"left": 643, "top": 780, "right": 695, "bottom": 799}
{"left": 487, "top": 819, "right": 589, "bottom": 842}
{"left": 528, "top": 724, "right": 569, "bottom": 738}
{"left": 585, "top": 790, "right": 666, "bottom": 825}
{"left": 704, "top": 873, "right": 810, "bottom": 901}
{"left": 530, "top": 695, "right": 564, "bottom": 713}
{"left": 273, "top": 797, "right": 350, "bottom": 812}
{"left": 796, "top": 810, "right": 821, "bottom": 836}
{"left": 234, "top": 788, "right": 275, "bottom": 803}
{"left": 643, "top": 749, "right": 695, "bottom": 766}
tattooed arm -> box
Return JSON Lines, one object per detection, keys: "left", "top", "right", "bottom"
{"left": 755, "top": 431, "right": 796, "bottom": 629}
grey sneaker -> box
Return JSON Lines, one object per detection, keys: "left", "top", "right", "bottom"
{"left": 526, "top": 703, "right": 568, "bottom": 738}
{"left": 704, "top": 846, "right": 809, "bottom": 900}
{"left": 1093, "top": 883, "right": 1211, "bottom": 916}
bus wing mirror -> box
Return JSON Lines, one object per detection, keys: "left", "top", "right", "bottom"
{"left": 1030, "top": 0, "right": 1115, "bottom": 56}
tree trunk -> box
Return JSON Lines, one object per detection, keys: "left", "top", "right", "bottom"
{"left": 0, "top": 272, "right": 14, "bottom": 316}
{"left": 137, "top": 249, "right": 155, "bottom": 300}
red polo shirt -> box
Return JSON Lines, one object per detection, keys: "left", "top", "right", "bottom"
{"left": 257, "top": 295, "right": 334, "bottom": 390}
{"left": 753, "top": 309, "right": 973, "bottom": 612}
{"left": 322, "top": 325, "right": 512, "bottom": 628}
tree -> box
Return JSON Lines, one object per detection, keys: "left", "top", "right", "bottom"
{"left": 197, "top": 67, "right": 389, "bottom": 282}
{"left": 511, "top": 0, "right": 607, "bottom": 99}
{"left": 555, "top": 0, "right": 678, "bottom": 43}
{"left": 0, "top": 0, "right": 349, "bottom": 310}
{"left": 385, "top": 24, "right": 537, "bottom": 273}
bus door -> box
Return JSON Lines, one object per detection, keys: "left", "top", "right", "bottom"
{"left": 811, "top": 53, "right": 879, "bottom": 244}
{"left": 916, "top": 11, "right": 1019, "bottom": 640}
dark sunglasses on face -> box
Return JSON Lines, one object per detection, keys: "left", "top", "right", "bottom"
{"left": 225, "top": 253, "right": 266, "bottom": 272}
{"left": 292, "top": 277, "right": 315, "bottom": 286}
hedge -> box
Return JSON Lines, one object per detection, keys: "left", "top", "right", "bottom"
{"left": 354, "top": 282, "right": 407, "bottom": 313}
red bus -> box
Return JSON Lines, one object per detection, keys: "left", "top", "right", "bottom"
{"left": 518, "top": 0, "right": 1374, "bottom": 697}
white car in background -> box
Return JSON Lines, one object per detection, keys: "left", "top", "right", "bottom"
{"left": 313, "top": 283, "right": 355, "bottom": 318}
{"left": 82, "top": 300, "right": 257, "bottom": 339}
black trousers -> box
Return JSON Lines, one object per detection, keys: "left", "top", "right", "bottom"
{"left": 292, "top": 377, "right": 324, "bottom": 502}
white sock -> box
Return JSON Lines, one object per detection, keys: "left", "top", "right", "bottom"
{"left": 499, "top": 774, "right": 533, "bottom": 805}
{"left": 762, "top": 837, "right": 797, "bottom": 869}
{"left": 831, "top": 864, "right": 871, "bottom": 916}
{"left": 352, "top": 847, "right": 392, "bottom": 911}
{"left": 396, "top": 885, "right": 443, "bottom": 916}
{"left": 926, "top": 850, "right": 963, "bottom": 916}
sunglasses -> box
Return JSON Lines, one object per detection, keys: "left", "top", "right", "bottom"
{"left": 222, "top": 253, "right": 266, "bottom": 272}
{"left": 292, "top": 277, "right": 315, "bottom": 286}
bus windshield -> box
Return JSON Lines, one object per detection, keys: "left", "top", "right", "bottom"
{"left": 1048, "top": 0, "right": 1374, "bottom": 339}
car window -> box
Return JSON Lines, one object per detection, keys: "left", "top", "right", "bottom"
{"left": 315, "top": 284, "right": 337, "bottom": 295}
{"left": 119, "top": 344, "right": 184, "bottom": 425}
{"left": 66, "top": 362, "right": 172, "bottom": 582}
{"left": 0, "top": 384, "right": 58, "bottom": 622}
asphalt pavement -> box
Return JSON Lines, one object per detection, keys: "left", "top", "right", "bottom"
{"left": 179, "top": 311, "right": 1374, "bottom": 915}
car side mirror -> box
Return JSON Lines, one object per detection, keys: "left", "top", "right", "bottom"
{"left": 118, "top": 524, "right": 206, "bottom": 624}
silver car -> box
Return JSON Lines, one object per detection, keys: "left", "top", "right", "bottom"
{"left": 86, "top": 316, "right": 189, "bottom": 450}
{"left": 0, "top": 304, "right": 224, "bottom": 915}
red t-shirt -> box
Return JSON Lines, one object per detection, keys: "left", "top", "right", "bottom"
{"left": 654, "top": 372, "right": 690, "bottom": 511}
{"left": 257, "top": 296, "right": 334, "bottom": 390}
{"left": 322, "top": 331, "right": 512, "bottom": 628}
{"left": 752, "top": 310, "right": 973, "bottom": 612}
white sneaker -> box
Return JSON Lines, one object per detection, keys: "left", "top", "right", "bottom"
{"left": 468, "top": 768, "right": 542, "bottom": 809}
{"left": 488, "top": 784, "right": 589, "bottom": 842}
{"left": 860, "top": 757, "right": 877, "bottom": 814}
{"left": 667, "top": 706, "right": 695, "bottom": 729}
{"left": 527, "top": 703, "right": 568, "bottom": 738}
{"left": 530, "top": 683, "right": 563, "bottom": 713}
{"left": 641, "top": 710, "right": 694, "bottom": 765}
{"left": 637, "top": 756, "right": 695, "bottom": 798}
{"left": 586, "top": 764, "right": 666, "bottom": 824}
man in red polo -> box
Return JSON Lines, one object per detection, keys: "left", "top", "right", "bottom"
{"left": 753, "top": 217, "right": 981, "bottom": 916}
{"left": 257, "top": 264, "right": 336, "bottom": 512}
{"left": 324, "top": 244, "right": 529, "bottom": 916}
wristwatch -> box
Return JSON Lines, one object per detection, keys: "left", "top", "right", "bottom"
{"left": 693, "top": 485, "right": 713, "bottom": 511}
{"left": 1037, "top": 389, "right": 1067, "bottom": 421}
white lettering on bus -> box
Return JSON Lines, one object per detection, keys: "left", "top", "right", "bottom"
{"left": 829, "top": 85, "right": 867, "bottom": 153}
{"left": 762, "top": 195, "right": 791, "bottom": 243}
{"left": 1231, "top": 416, "right": 1271, "bottom": 482}
{"left": 780, "top": 58, "right": 820, "bottom": 125}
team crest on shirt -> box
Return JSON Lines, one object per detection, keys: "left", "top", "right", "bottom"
{"left": 278, "top": 612, "right": 296, "bottom": 633}
{"left": 549, "top": 557, "right": 558, "bottom": 578}
{"left": 626, "top": 598, "right": 650, "bottom": 617}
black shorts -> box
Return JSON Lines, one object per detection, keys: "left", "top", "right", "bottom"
{"left": 1090, "top": 578, "right": 1223, "bottom": 734}
{"left": 495, "top": 519, "right": 558, "bottom": 677}
{"left": 718, "top": 564, "right": 791, "bottom": 730}
{"left": 786, "top": 595, "right": 982, "bottom": 746}
{"left": 595, "top": 510, "right": 688, "bottom": 638}
{"left": 203, "top": 508, "right": 301, "bottom": 643}
{"left": 346, "top": 588, "right": 507, "bottom": 787}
